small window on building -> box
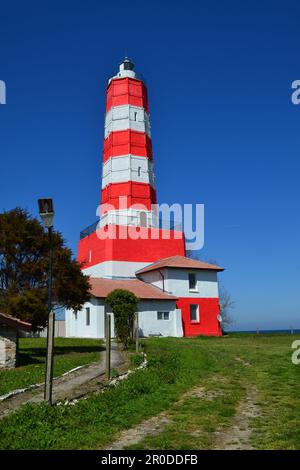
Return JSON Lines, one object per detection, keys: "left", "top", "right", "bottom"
{"left": 190, "top": 304, "right": 199, "bottom": 322}
{"left": 73, "top": 310, "right": 78, "bottom": 321}
{"left": 157, "top": 312, "right": 170, "bottom": 321}
{"left": 133, "top": 111, "right": 137, "bottom": 121}
{"left": 86, "top": 307, "right": 90, "bottom": 326}
{"left": 188, "top": 273, "right": 197, "bottom": 290}
{"left": 138, "top": 166, "right": 141, "bottom": 177}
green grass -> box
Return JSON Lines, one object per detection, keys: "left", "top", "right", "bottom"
{"left": 0, "top": 337, "right": 102, "bottom": 396}
{"left": 0, "top": 334, "right": 299, "bottom": 450}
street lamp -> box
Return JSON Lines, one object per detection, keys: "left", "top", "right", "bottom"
{"left": 38, "top": 198, "right": 55, "bottom": 405}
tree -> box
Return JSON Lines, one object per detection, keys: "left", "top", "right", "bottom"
{"left": 0, "top": 208, "right": 90, "bottom": 328}
{"left": 106, "top": 289, "right": 139, "bottom": 349}
{"left": 219, "top": 285, "right": 235, "bottom": 332}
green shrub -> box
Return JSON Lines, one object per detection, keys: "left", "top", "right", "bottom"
{"left": 106, "top": 289, "right": 139, "bottom": 349}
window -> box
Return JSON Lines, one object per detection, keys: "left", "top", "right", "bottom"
{"left": 86, "top": 307, "right": 90, "bottom": 326}
{"left": 133, "top": 111, "right": 137, "bottom": 121}
{"left": 190, "top": 304, "right": 199, "bottom": 322}
{"left": 157, "top": 312, "right": 170, "bottom": 321}
{"left": 73, "top": 310, "right": 78, "bottom": 321}
{"left": 188, "top": 273, "right": 197, "bottom": 290}
{"left": 138, "top": 166, "right": 141, "bottom": 177}
{"left": 140, "top": 212, "right": 147, "bottom": 227}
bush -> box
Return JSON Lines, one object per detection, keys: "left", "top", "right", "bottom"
{"left": 106, "top": 289, "right": 139, "bottom": 349}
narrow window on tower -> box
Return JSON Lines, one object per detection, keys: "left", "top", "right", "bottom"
{"left": 138, "top": 166, "right": 141, "bottom": 177}
{"left": 133, "top": 111, "right": 137, "bottom": 121}
{"left": 140, "top": 212, "right": 147, "bottom": 227}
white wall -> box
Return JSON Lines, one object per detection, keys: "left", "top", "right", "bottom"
{"left": 105, "top": 105, "right": 151, "bottom": 138}
{"left": 138, "top": 269, "right": 166, "bottom": 291}
{"left": 139, "top": 268, "right": 219, "bottom": 298}
{"left": 66, "top": 298, "right": 105, "bottom": 338}
{"left": 82, "top": 260, "right": 152, "bottom": 279}
{"left": 165, "top": 269, "right": 219, "bottom": 298}
{"left": 99, "top": 209, "right": 157, "bottom": 229}
{"left": 66, "top": 297, "right": 182, "bottom": 338}
{"left": 102, "top": 155, "right": 155, "bottom": 188}
{"left": 138, "top": 300, "right": 182, "bottom": 337}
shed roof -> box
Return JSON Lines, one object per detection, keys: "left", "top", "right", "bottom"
{"left": 135, "top": 255, "right": 224, "bottom": 275}
{"left": 0, "top": 312, "right": 32, "bottom": 332}
{"left": 89, "top": 277, "right": 177, "bottom": 300}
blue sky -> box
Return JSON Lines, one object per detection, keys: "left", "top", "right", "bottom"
{"left": 0, "top": 0, "right": 299, "bottom": 330}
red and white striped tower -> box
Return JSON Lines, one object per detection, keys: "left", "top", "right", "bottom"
{"left": 78, "top": 59, "right": 186, "bottom": 278}
{"left": 100, "top": 58, "right": 157, "bottom": 228}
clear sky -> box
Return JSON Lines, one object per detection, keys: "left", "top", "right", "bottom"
{"left": 0, "top": 0, "right": 299, "bottom": 330}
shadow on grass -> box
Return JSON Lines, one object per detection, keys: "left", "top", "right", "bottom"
{"left": 18, "top": 345, "right": 105, "bottom": 367}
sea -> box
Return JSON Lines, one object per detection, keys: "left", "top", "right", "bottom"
{"left": 228, "top": 329, "right": 300, "bottom": 334}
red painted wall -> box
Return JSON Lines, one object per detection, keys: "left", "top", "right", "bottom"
{"left": 103, "top": 130, "right": 153, "bottom": 161}
{"left": 101, "top": 182, "right": 156, "bottom": 211}
{"left": 177, "top": 297, "right": 222, "bottom": 337}
{"left": 106, "top": 77, "right": 149, "bottom": 112}
{"left": 78, "top": 225, "right": 186, "bottom": 268}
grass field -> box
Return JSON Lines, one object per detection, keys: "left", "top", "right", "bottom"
{"left": 0, "top": 337, "right": 102, "bottom": 396}
{"left": 0, "top": 334, "right": 299, "bottom": 450}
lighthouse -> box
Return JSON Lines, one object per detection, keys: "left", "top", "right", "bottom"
{"left": 67, "top": 59, "right": 224, "bottom": 339}
{"left": 78, "top": 58, "right": 186, "bottom": 279}
{"left": 101, "top": 57, "right": 157, "bottom": 228}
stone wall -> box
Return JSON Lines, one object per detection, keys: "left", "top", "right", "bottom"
{"left": 0, "top": 327, "right": 17, "bottom": 368}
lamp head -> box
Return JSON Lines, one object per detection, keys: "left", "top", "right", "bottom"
{"left": 38, "top": 198, "right": 54, "bottom": 228}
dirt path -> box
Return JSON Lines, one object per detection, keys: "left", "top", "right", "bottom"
{"left": 0, "top": 343, "right": 124, "bottom": 419}
{"left": 106, "top": 413, "right": 172, "bottom": 450}
{"left": 213, "top": 388, "right": 261, "bottom": 450}
{"left": 104, "top": 383, "right": 261, "bottom": 451}
{"left": 104, "top": 385, "right": 223, "bottom": 450}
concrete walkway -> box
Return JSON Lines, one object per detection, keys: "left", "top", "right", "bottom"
{"left": 0, "top": 342, "right": 124, "bottom": 419}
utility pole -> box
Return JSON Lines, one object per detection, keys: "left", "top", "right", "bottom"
{"left": 105, "top": 314, "right": 111, "bottom": 380}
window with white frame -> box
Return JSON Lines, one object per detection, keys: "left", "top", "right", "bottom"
{"left": 157, "top": 312, "right": 170, "bottom": 320}
{"left": 188, "top": 272, "right": 197, "bottom": 291}
{"left": 86, "top": 307, "right": 90, "bottom": 326}
{"left": 190, "top": 304, "right": 199, "bottom": 322}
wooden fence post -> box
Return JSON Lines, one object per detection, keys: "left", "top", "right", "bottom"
{"left": 44, "top": 310, "right": 55, "bottom": 404}
{"left": 105, "top": 314, "right": 111, "bottom": 380}
{"left": 135, "top": 312, "right": 139, "bottom": 353}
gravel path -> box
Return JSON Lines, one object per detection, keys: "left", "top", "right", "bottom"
{"left": 0, "top": 342, "right": 124, "bottom": 419}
